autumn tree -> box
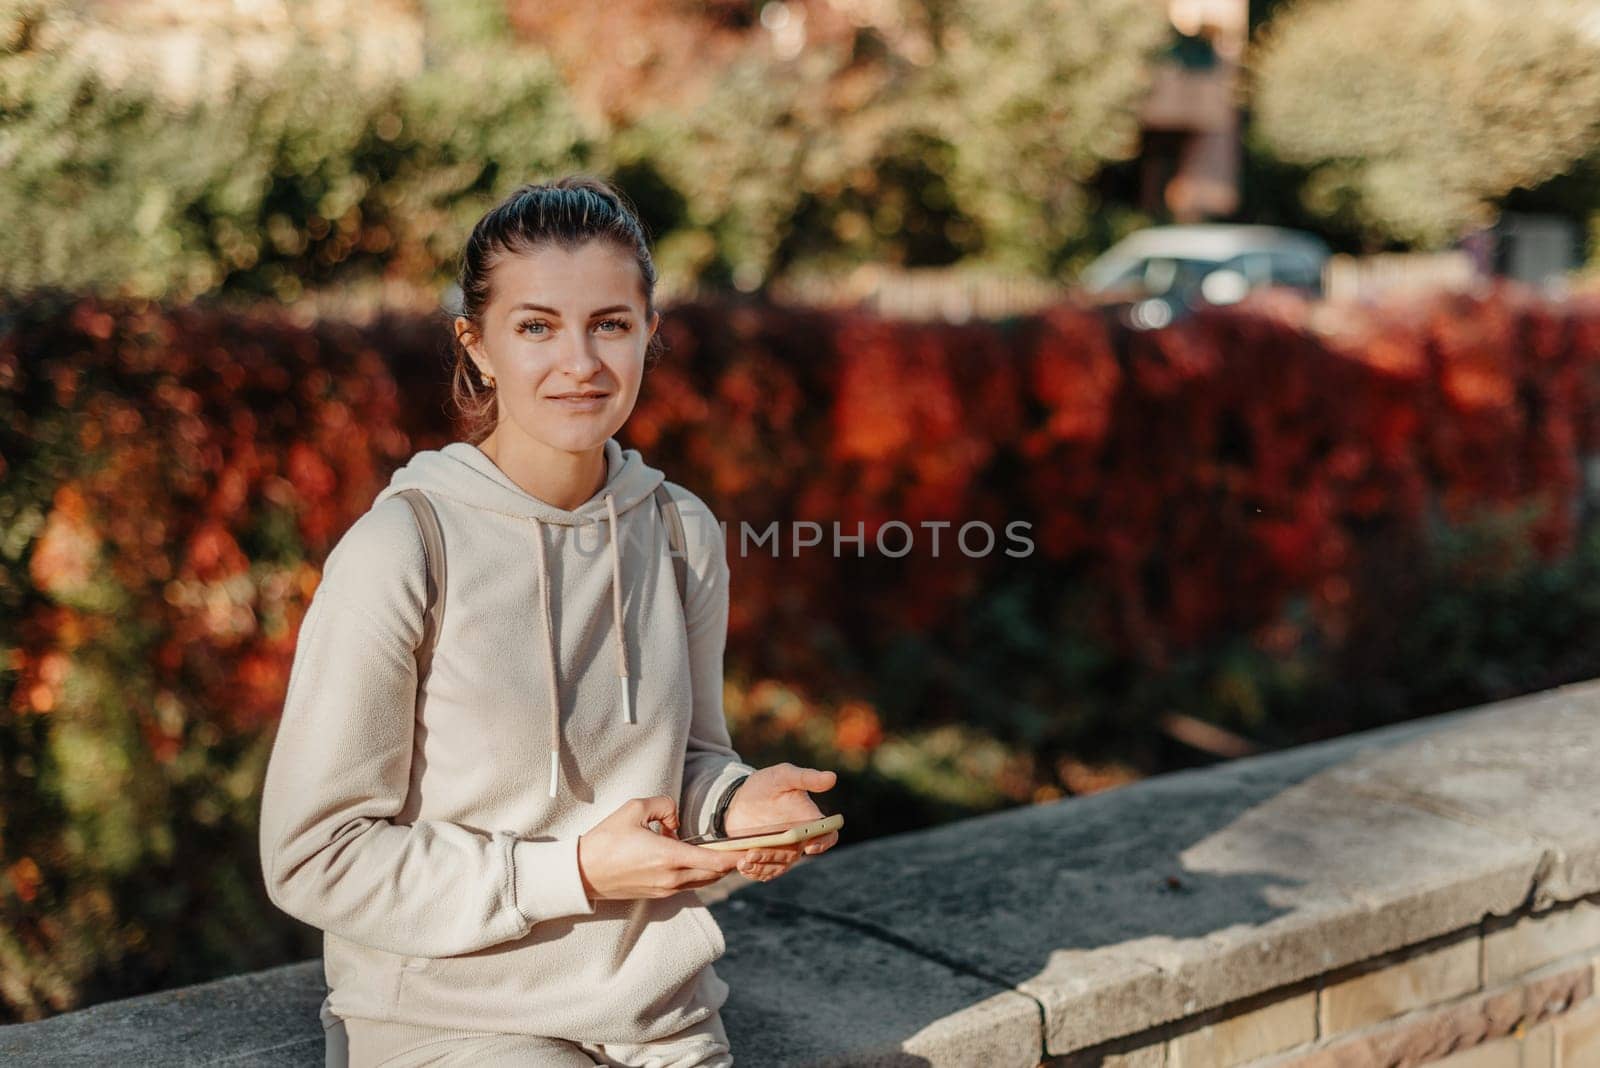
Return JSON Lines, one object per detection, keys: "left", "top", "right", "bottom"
{"left": 1249, "top": 0, "right": 1600, "bottom": 248}
{"left": 516, "top": 0, "right": 1173, "bottom": 286}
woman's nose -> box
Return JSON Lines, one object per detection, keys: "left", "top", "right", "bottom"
{"left": 556, "top": 338, "right": 604, "bottom": 377}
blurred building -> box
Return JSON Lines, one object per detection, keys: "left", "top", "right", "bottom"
{"left": 1135, "top": 0, "right": 1246, "bottom": 222}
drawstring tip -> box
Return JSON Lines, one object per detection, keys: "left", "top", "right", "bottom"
{"left": 621, "top": 676, "right": 634, "bottom": 725}
{"left": 548, "top": 751, "right": 559, "bottom": 799}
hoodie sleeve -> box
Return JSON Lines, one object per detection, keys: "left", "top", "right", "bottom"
{"left": 258, "top": 496, "right": 594, "bottom": 960}
{"left": 669, "top": 485, "right": 759, "bottom": 839}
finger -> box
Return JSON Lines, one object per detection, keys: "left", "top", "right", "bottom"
{"left": 802, "top": 831, "right": 838, "bottom": 854}
{"left": 741, "top": 869, "right": 780, "bottom": 883}
{"left": 743, "top": 856, "right": 798, "bottom": 880}
{"left": 735, "top": 850, "right": 775, "bottom": 866}
{"left": 634, "top": 795, "right": 679, "bottom": 829}
{"left": 800, "top": 768, "right": 838, "bottom": 792}
{"left": 668, "top": 841, "right": 743, "bottom": 874}
{"left": 729, "top": 844, "right": 791, "bottom": 864}
{"left": 681, "top": 870, "right": 729, "bottom": 890}
{"left": 739, "top": 849, "right": 799, "bottom": 874}
{"left": 776, "top": 765, "right": 838, "bottom": 794}
{"left": 738, "top": 858, "right": 787, "bottom": 879}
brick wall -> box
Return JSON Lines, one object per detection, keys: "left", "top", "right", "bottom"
{"left": 1047, "top": 895, "right": 1600, "bottom": 1067}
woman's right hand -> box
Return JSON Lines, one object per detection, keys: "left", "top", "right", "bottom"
{"left": 576, "top": 795, "right": 769, "bottom": 901}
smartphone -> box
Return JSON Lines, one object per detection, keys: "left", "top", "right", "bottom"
{"left": 679, "top": 812, "right": 843, "bottom": 851}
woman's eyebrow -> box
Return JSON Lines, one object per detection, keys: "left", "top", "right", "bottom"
{"left": 508, "top": 302, "right": 633, "bottom": 317}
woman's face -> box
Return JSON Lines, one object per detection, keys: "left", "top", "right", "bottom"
{"left": 456, "top": 240, "right": 659, "bottom": 455}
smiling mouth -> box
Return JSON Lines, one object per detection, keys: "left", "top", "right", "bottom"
{"left": 549, "top": 391, "right": 609, "bottom": 400}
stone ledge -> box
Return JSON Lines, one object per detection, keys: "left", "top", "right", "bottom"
{"left": 743, "top": 678, "right": 1600, "bottom": 1058}
{"left": 0, "top": 959, "right": 327, "bottom": 1067}
{"left": 3, "top": 678, "right": 1598, "bottom": 1065}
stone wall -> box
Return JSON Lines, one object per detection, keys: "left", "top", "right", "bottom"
{"left": 1050, "top": 901, "right": 1600, "bottom": 1066}
{"left": 3, "top": 678, "right": 1598, "bottom": 1066}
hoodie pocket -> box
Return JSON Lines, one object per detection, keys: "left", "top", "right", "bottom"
{"left": 322, "top": 931, "right": 407, "bottom": 1019}
{"left": 683, "top": 897, "right": 726, "bottom": 958}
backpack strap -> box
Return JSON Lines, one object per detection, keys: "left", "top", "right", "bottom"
{"left": 653, "top": 483, "right": 689, "bottom": 610}
{"left": 395, "top": 488, "right": 446, "bottom": 679}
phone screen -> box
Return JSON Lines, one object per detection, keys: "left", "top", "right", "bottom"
{"left": 677, "top": 818, "right": 814, "bottom": 847}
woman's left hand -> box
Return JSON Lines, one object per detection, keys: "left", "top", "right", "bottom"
{"left": 724, "top": 763, "right": 839, "bottom": 882}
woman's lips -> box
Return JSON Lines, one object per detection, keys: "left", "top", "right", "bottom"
{"left": 548, "top": 393, "right": 609, "bottom": 411}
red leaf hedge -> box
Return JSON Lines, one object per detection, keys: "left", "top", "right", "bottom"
{"left": 4, "top": 280, "right": 1600, "bottom": 1019}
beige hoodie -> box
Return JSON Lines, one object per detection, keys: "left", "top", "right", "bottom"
{"left": 257, "top": 436, "right": 757, "bottom": 1044}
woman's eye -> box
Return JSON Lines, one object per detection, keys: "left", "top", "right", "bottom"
{"left": 516, "top": 319, "right": 628, "bottom": 335}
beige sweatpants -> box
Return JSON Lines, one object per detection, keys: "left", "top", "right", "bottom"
{"left": 322, "top": 1007, "right": 734, "bottom": 1067}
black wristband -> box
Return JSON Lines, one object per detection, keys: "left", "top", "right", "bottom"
{"left": 711, "top": 774, "right": 749, "bottom": 838}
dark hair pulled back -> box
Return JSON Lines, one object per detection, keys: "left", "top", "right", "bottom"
{"left": 446, "top": 174, "right": 661, "bottom": 444}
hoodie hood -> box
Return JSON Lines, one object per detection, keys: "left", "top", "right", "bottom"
{"left": 374, "top": 437, "right": 667, "bottom": 800}
{"left": 376, "top": 437, "right": 665, "bottom": 525}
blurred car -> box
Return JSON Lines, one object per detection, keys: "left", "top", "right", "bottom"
{"left": 1078, "top": 224, "right": 1331, "bottom": 330}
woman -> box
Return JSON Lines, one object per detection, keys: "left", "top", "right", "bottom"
{"left": 258, "top": 175, "right": 839, "bottom": 1067}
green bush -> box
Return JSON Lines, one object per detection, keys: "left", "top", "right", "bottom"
{"left": 0, "top": 2, "right": 586, "bottom": 303}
